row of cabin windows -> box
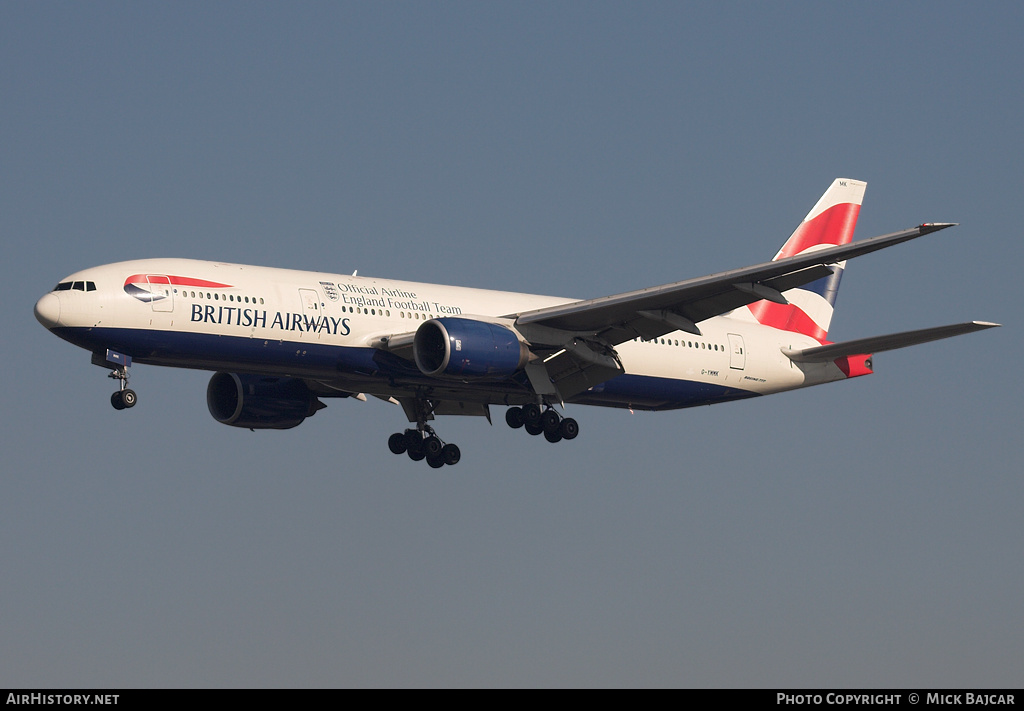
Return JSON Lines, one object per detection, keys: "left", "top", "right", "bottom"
{"left": 341, "top": 306, "right": 391, "bottom": 317}
{"left": 54, "top": 281, "right": 96, "bottom": 292}
{"left": 338, "top": 307, "right": 430, "bottom": 320}
{"left": 635, "top": 336, "right": 726, "bottom": 352}
{"left": 171, "top": 289, "right": 435, "bottom": 321}
{"left": 175, "top": 289, "right": 265, "bottom": 305}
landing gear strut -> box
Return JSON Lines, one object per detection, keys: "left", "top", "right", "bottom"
{"left": 505, "top": 405, "right": 578, "bottom": 443}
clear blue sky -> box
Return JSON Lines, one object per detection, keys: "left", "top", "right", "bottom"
{"left": 2, "top": 2, "right": 1020, "bottom": 687}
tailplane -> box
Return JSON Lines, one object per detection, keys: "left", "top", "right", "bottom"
{"left": 748, "top": 178, "right": 866, "bottom": 342}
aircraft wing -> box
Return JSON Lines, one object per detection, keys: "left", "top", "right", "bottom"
{"left": 780, "top": 321, "right": 1000, "bottom": 363}
{"left": 510, "top": 223, "right": 956, "bottom": 346}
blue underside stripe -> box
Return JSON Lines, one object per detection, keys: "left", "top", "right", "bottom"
{"left": 52, "top": 326, "right": 759, "bottom": 411}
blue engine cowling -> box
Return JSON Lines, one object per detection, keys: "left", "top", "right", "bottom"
{"left": 413, "top": 317, "right": 530, "bottom": 378}
{"left": 207, "top": 372, "right": 325, "bottom": 429}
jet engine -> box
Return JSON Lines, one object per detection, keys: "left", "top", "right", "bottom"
{"left": 413, "top": 317, "right": 530, "bottom": 378}
{"left": 207, "top": 372, "right": 325, "bottom": 429}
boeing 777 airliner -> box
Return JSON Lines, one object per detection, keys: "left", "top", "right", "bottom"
{"left": 34, "top": 179, "right": 998, "bottom": 467}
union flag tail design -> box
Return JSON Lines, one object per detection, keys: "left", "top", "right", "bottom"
{"left": 748, "top": 178, "right": 866, "bottom": 342}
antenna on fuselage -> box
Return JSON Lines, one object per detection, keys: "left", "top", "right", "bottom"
{"left": 352, "top": 269, "right": 358, "bottom": 277}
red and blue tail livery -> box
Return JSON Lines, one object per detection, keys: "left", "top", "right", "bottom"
{"left": 35, "top": 179, "right": 999, "bottom": 467}
{"left": 746, "top": 178, "right": 864, "bottom": 342}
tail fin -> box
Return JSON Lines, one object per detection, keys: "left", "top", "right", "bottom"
{"left": 748, "top": 178, "right": 866, "bottom": 342}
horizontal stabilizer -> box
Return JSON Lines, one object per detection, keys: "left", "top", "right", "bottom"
{"left": 781, "top": 321, "right": 1000, "bottom": 362}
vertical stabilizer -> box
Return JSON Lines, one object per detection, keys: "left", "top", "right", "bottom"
{"left": 748, "top": 178, "right": 866, "bottom": 342}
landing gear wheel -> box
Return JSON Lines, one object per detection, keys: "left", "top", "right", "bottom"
{"left": 111, "top": 391, "right": 126, "bottom": 410}
{"left": 524, "top": 421, "right": 544, "bottom": 436}
{"left": 522, "top": 403, "right": 542, "bottom": 425}
{"left": 407, "top": 446, "right": 426, "bottom": 462}
{"left": 541, "top": 409, "right": 561, "bottom": 434}
{"left": 388, "top": 433, "right": 408, "bottom": 455}
{"left": 505, "top": 407, "right": 525, "bottom": 429}
{"left": 441, "top": 443, "right": 461, "bottom": 466}
{"left": 427, "top": 454, "right": 445, "bottom": 469}
{"left": 544, "top": 429, "right": 563, "bottom": 443}
{"left": 559, "top": 418, "right": 579, "bottom": 440}
{"left": 423, "top": 436, "right": 443, "bottom": 457}
{"left": 121, "top": 389, "right": 137, "bottom": 408}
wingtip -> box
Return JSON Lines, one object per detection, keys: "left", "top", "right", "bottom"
{"left": 919, "top": 222, "right": 959, "bottom": 234}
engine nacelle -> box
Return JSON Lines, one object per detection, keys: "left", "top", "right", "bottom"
{"left": 413, "top": 317, "right": 530, "bottom": 378}
{"left": 207, "top": 372, "right": 324, "bottom": 430}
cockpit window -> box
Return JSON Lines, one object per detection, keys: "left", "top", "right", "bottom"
{"left": 53, "top": 281, "right": 96, "bottom": 292}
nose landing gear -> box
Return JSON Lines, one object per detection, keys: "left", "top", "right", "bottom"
{"left": 106, "top": 359, "right": 137, "bottom": 410}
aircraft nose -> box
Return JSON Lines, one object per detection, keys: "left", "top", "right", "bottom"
{"left": 34, "top": 293, "right": 62, "bottom": 328}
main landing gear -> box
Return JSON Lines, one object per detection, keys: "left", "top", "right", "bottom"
{"left": 387, "top": 427, "right": 462, "bottom": 468}
{"left": 505, "top": 404, "right": 579, "bottom": 443}
{"left": 108, "top": 365, "right": 137, "bottom": 411}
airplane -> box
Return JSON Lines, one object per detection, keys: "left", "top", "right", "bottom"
{"left": 34, "top": 179, "right": 999, "bottom": 467}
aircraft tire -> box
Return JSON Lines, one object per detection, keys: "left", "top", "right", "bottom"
{"left": 541, "top": 410, "right": 561, "bottom": 433}
{"left": 427, "top": 454, "right": 445, "bottom": 469}
{"left": 111, "top": 392, "right": 126, "bottom": 410}
{"left": 559, "top": 418, "right": 579, "bottom": 440}
{"left": 524, "top": 421, "right": 543, "bottom": 436}
{"left": 544, "top": 429, "right": 563, "bottom": 443}
{"left": 505, "top": 407, "right": 524, "bottom": 429}
{"left": 121, "top": 389, "right": 137, "bottom": 408}
{"left": 423, "top": 436, "right": 443, "bottom": 457}
{"left": 442, "top": 443, "right": 461, "bottom": 466}
{"left": 522, "top": 403, "right": 542, "bottom": 425}
{"left": 388, "top": 433, "right": 408, "bottom": 455}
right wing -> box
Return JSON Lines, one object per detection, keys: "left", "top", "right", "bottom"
{"left": 509, "top": 223, "right": 957, "bottom": 347}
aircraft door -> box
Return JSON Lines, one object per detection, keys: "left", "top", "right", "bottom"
{"left": 727, "top": 333, "right": 745, "bottom": 370}
{"left": 299, "top": 289, "right": 321, "bottom": 339}
{"left": 299, "top": 289, "right": 320, "bottom": 313}
{"left": 147, "top": 275, "right": 174, "bottom": 312}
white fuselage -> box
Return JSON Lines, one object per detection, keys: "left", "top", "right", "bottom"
{"left": 37, "top": 258, "right": 849, "bottom": 411}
